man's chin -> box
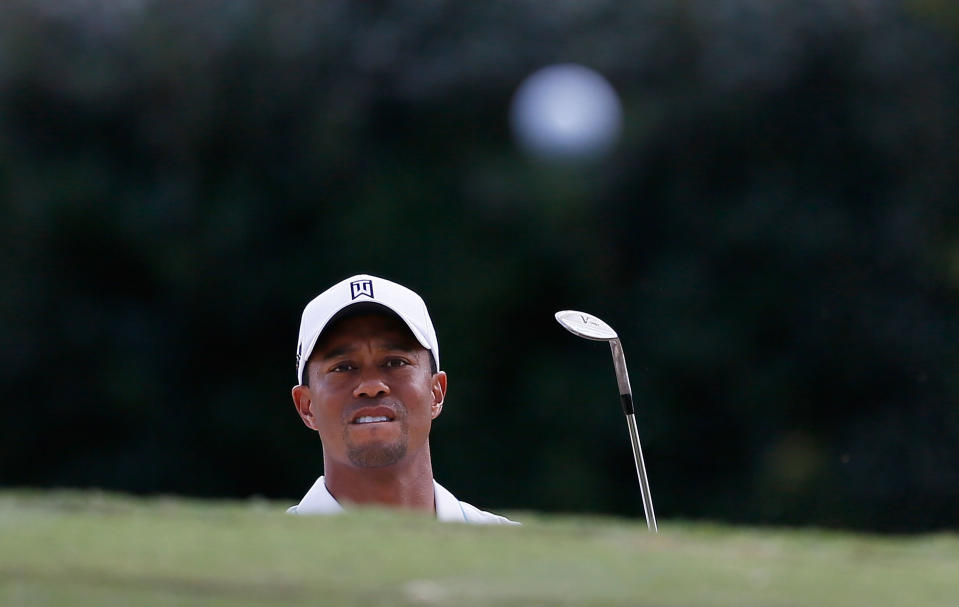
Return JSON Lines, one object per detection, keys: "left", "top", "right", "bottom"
{"left": 346, "top": 442, "right": 408, "bottom": 468}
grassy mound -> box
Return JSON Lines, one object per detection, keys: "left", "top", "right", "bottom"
{"left": 1, "top": 491, "right": 955, "bottom": 606}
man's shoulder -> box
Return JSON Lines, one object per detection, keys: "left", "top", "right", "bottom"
{"left": 457, "top": 500, "right": 520, "bottom": 526}
{"left": 434, "top": 480, "right": 519, "bottom": 525}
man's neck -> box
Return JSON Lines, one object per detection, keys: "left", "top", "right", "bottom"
{"left": 323, "top": 452, "right": 436, "bottom": 514}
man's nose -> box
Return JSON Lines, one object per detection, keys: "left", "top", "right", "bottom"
{"left": 353, "top": 371, "right": 389, "bottom": 399}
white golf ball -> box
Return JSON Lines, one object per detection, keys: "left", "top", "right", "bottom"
{"left": 510, "top": 63, "right": 623, "bottom": 162}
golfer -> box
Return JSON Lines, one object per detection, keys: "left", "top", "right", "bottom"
{"left": 289, "top": 274, "right": 516, "bottom": 524}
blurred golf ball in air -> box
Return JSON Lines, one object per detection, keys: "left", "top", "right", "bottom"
{"left": 510, "top": 64, "right": 623, "bottom": 162}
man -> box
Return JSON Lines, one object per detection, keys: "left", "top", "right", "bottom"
{"left": 289, "top": 274, "right": 517, "bottom": 524}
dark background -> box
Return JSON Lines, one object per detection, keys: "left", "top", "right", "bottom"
{"left": 2, "top": 1, "right": 958, "bottom": 532}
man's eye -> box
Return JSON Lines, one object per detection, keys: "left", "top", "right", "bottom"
{"left": 385, "top": 359, "right": 408, "bottom": 368}
{"left": 331, "top": 363, "right": 354, "bottom": 372}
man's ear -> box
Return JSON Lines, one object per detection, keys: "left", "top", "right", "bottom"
{"left": 431, "top": 371, "right": 448, "bottom": 419}
{"left": 292, "top": 385, "right": 319, "bottom": 431}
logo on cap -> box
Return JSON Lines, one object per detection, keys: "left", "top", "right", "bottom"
{"left": 350, "top": 279, "right": 374, "bottom": 300}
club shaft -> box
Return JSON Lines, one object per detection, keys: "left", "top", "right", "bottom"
{"left": 609, "top": 339, "right": 657, "bottom": 532}
{"left": 626, "top": 412, "right": 657, "bottom": 532}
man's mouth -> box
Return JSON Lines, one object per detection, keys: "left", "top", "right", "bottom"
{"left": 353, "top": 415, "right": 391, "bottom": 424}
{"left": 349, "top": 406, "right": 397, "bottom": 425}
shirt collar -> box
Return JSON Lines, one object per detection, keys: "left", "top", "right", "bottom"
{"left": 433, "top": 480, "right": 467, "bottom": 522}
{"left": 293, "top": 475, "right": 344, "bottom": 515}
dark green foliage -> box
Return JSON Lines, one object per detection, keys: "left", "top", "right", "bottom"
{"left": 1, "top": 0, "right": 957, "bottom": 531}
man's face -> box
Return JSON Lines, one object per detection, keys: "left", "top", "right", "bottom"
{"left": 292, "top": 312, "right": 446, "bottom": 469}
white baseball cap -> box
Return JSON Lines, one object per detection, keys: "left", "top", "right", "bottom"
{"left": 295, "top": 274, "right": 440, "bottom": 384}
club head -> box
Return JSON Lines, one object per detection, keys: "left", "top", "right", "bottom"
{"left": 554, "top": 310, "right": 619, "bottom": 341}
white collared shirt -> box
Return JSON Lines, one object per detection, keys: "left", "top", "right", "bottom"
{"left": 287, "top": 476, "right": 518, "bottom": 525}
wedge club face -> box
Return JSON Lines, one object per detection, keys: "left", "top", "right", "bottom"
{"left": 555, "top": 310, "right": 618, "bottom": 341}
{"left": 554, "top": 309, "right": 658, "bottom": 532}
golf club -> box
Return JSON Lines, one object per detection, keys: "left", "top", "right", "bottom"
{"left": 554, "top": 310, "right": 658, "bottom": 532}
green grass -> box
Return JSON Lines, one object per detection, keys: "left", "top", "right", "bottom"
{"left": 1, "top": 491, "right": 956, "bottom": 606}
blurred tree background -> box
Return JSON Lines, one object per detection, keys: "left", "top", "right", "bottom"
{"left": 1, "top": 0, "right": 958, "bottom": 532}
